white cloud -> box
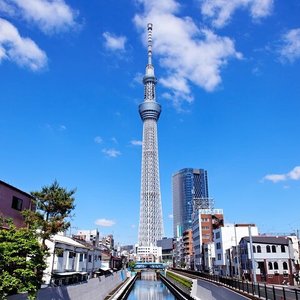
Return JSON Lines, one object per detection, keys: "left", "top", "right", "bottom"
{"left": 279, "top": 28, "right": 300, "bottom": 63}
{"left": 132, "top": 72, "right": 143, "bottom": 85}
{"left": 263, "top": 174, "right": 286, "bottom": 183}
{"left": 103, "top": 32, "right": 126, "bottom": 51}
{"left": 200, "top": 0, "right": 273, "bottom": 28}
{"left": 289, "top": 166, "right": 300, "bottom": 180}
{"left": 134, "top": 0, "right": 242, "bottom": 108}
{"left": 94, "top": 136, "right": 103, "bottom": 144}
{"left": 263, "top": 166, "right": 300, "bottom": 183}
{"left": 130, "top": 140, "right": 142, "bottom": 146}
{"left": 0, "top": 0, "right": 77, "bottom": 34}
{"left": 111, "top": 137, "right": 118, "bottom": 144}
{"left": 0, "top": 18, "right": 47, "bottom": 70}
{"left": 168, "top": 214, "right": 173, "bottom": 219}
{"left": 59, "top": 124, "right": 66, "bottom": 131}
{"left": 95, "top": 218, "right": 115, "bottom": 227}
{"left": 102, "top": 148, "right": 121, "bottom": 158}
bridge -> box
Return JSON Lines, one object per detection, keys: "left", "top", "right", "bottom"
{"left": 134, "top": 262, "right": 165, "bottom": 270}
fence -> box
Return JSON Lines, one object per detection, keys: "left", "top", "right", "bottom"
{"left": 174, "top": 269, "right": 300, "bottom": 300}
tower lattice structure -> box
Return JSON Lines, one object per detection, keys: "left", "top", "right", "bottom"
{"left": 138, "top": 23, "right": 164, "bottom": 247}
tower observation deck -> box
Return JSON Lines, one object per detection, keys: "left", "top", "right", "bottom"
{"left": 138, "top": 23, "right": 164, "bottom": 247}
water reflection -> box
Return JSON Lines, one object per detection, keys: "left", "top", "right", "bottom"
{"left": 141, "top": 270, "right": 158, "bottom": 281}
{"left": 127, "top": 271, "right": 176, "bottom": 300}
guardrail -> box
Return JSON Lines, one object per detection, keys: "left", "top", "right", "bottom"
{"left": 173, "top": 269, "right": 300, "bottom": 300}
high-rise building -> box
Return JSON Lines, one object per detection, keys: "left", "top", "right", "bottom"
{"left": 138, "top": 23, "right": 164, "bottom": 248}
{"left": 172, "top": 168, "right": 209, "bottom": 237}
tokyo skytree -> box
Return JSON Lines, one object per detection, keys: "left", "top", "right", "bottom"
{"left": 138, "top": 23, "right": 164, "bottom": 246}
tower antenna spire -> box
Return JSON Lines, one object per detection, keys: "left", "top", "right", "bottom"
{"left": 147, "top": 23, "right": 153, "bottom": 65}
{"left": 138, "top": 23, "right": 164, "bottom": 250}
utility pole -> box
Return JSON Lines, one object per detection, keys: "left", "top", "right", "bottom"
{"left": 248, "top": 225, "right": 257, "bottom": 283}
{"left": 234, "top": 224, "right": 241, "bottom": 279}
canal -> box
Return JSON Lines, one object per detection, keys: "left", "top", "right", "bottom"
{"left": 126, "top": 271, "right": 176, "bottom": 300}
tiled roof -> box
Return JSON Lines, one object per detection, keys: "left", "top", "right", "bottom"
{"left": 241, "top": 236, "right": 289, "bottom": 245}
{"left": 53, "top": 234, "right": 88, "bottom": 248}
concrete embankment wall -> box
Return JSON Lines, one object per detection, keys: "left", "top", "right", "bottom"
{"left": 8, "top": 270, "right": 127, "bottom": 300}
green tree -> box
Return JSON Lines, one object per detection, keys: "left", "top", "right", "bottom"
{"left": 23, "top": 180, "right": 76, "bottom": 249}
{"left": 0, "top": 219, "right": 46, "bottom": 300}
{"left": 128, "top": 261, "right": 136, "bottom": 270}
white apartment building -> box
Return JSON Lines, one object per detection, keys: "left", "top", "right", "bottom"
{"left": 136, "top": 245, "right": 162, "bottom": 263}
{"left": 214, "top": 224, "right": 258, "bottom": 276}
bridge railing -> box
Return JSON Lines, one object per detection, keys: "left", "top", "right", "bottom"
{"left": 134, "top": 263, "right": 165, "bottom": 270}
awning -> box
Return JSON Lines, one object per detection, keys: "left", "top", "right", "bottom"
{"left": 53, "top": 272, "right": 79, "bottom": 276}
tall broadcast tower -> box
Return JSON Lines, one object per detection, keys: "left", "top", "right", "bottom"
{"left": 138, "top": 23, "right": 164, "bottom": 247}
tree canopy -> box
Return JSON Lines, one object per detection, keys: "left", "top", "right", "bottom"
{"left": 23, "top": 180, "right": 76, "bottom": 248}
{"left": 0, "top": 219, "right": 46, "bottom": 300}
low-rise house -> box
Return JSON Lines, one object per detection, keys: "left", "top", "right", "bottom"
{"left": 239, "top": 236, "right": 296, "bottom": 285}
{"left": 0, "top": 180, "right": 35, "bottom": 228}
{"left": 43, "top": 233, "right": 102, "bottom": 286}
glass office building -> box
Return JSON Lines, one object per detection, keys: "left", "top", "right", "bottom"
{"left": 172, "top": 168, "right": 209, "bottom": 237}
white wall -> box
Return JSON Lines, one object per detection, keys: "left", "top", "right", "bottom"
{"left": 214, "top": 225, "right": 258, "bottom": 267}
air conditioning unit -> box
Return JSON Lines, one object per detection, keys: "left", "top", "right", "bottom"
{"left": 274, "top": 271, "right": 279, "bottom": 274}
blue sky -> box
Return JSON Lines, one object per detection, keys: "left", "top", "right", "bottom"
{"left": 1, "top": 0, "right": 300, "bottom": 246}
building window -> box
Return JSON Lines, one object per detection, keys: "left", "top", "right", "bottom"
{"left": 11, "top": 196, "right": 23, "bottom": 211}
{"left": 88, "top": 255, "right": 92, "bottom": 262}
{"left": 257, "top": 245, "right": 261, "bottom": 253}
{"left": 281, "top": 245, "right": 286, "bottom": 253}
{"left": 283, "top": 262, "right": 288, "bottom": 270}
{"left": 217, "top": 254, "right": 221, "bottom": 260}
{"left": 268, "top": 262, "right": 273, "bottom": 270}
{"left": 253, "top": 246, "right": 256, "bottom": 253}
{"left": 266, "top": 245, "right": 271, "bottom": 253}
{"left": 215, "top": 232, "right": 220, "bottom": 239}
{"left": 274, "top": 262, "right": 278, "bottom": 270}
{"left": 216, "top": 242, "right": 221, "bottom": 249}
{"left": 79, "top": 253, "right": 83, "bottom": 262}
{"left": 68, "top": 252, "right": 74, "bottom": 258}
{"left": 272, "top": 245, "right": 276, "bottom": 253}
